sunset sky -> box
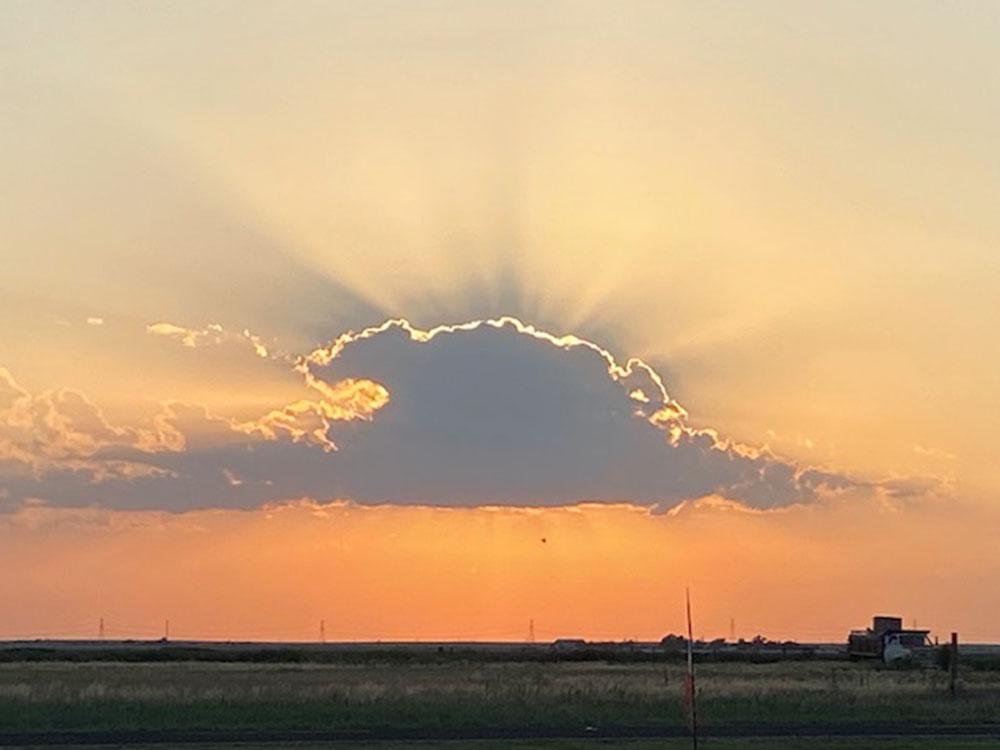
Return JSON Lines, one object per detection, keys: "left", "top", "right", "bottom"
{"left": 2, "top": 2, "right": 999, "bottom": 643}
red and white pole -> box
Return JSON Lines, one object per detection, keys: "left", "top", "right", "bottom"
{"left": 684, "top": 587, "right": 699, "bottom": 749}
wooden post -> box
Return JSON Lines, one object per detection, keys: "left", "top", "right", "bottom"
{"left": 949, "top": 632, "right": 959, "bottom": 697}
{"left": 685, "top": 587, "right": 698, "bottom": 750}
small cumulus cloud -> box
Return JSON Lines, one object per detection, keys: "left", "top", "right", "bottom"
{"left": 86, "top": 317, "right": 104, "bottom": 326}
{"left": 147, "top": 321, "right": 226, "bottom": 348}
{"left": 913, "top": 444, "right": 957, "bottom": 462}
{"left": 146, "top": 322, "right": 288, "bottom": 363}
{"left": 0, "top": 367, "right": 183, "bottom": 476}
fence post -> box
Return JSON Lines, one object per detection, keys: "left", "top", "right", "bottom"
{"left": 949, "top": 632, "right": 959, "bottom": 697}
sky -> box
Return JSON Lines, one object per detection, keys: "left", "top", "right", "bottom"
{"left": 1, "top": 1, "right": 998, "bottom": 642}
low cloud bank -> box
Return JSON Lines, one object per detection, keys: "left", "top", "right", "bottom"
{"left": 1, "top": 318, "right": 903, "bottom": 511}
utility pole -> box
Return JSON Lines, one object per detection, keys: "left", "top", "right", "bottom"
{"left": 99, "top": 617, "right": 105, "bottom": 640}
{"left": 528, "top": 619, "right": 535, "bottom": 644}
{"left": 320, "top": 619, "right": 326, "bottom": 644}
{"left": 729, "top": 617, "right": 735, "bottom": 643}
{"left": 164, "top": 619, "right": 170, "bottom": 641}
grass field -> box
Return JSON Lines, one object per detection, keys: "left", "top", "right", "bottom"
{"left": 1, "top": 659, "right": 998, "bottom": 733}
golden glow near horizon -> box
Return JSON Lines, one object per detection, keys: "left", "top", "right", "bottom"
{"left": 1, "top": 495, "right": 998, "bottom": 643}
{"left": 1, "top": 2, "right": 999, "bottom": 640}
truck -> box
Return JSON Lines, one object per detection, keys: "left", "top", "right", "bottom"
{"left": 848, "top": 615, "right": 933, "bottom": 664}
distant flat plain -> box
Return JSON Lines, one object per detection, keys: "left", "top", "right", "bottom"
{"left": 1, "top": 642, "right": 999, "bottom": 748}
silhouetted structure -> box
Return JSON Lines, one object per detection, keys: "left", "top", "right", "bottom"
{"left": 848, "top": 615, "right": 931, "bottom": 663}
{"left": 551, "top": 638, "right": 586, "bottom": 652}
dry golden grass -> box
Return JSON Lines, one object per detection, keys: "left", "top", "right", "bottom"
{"left": 0, "top": 660, "right": 998, "bottom": 730}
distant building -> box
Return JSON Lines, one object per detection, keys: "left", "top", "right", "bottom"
{"left": 660, "top": 634, "right": 688, "bottom": 651}
{"left": 551, "top": 638, "right": 587, "bottom": 652}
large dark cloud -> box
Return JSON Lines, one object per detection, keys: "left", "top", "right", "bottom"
{"left": 0, "top": 320, "right": 857, "bottom": 511}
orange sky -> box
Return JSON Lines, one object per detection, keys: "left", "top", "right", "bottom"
{"left": 2, "top": 3, "right": 999, "bottom": 643}
{"left": 3, "top": 492, "right": 997, "bottom": 643}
